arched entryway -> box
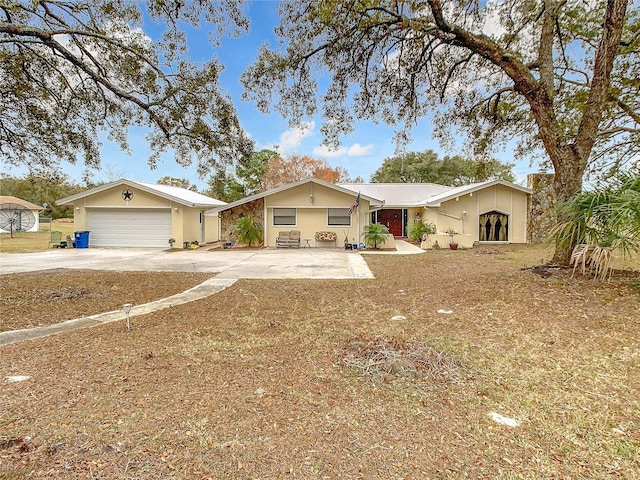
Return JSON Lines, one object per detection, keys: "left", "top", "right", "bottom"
{"left": 479, "top": 211, "right": 509, "bottom": 242}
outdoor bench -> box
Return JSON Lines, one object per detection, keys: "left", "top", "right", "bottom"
{"left": 276, "top": 230, "right": 301, "bottom": 248}
{"left": 315, "top": 231, "right": 337, "bottom": 248}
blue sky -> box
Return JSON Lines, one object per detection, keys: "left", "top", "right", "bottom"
{"left": 9, "top": 1, "right": 541, "bottom": 190}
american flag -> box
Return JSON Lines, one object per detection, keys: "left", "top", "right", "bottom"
{"left": 348, "top": 192, "right": 360, "bottom": 215}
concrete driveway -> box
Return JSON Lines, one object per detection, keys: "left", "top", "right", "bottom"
{"left": 1, "top": 244, "right": 429, "bottom": 345}
{"left": 0, "top": 246, "right": 374, "bottom": 279}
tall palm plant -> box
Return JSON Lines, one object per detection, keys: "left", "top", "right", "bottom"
{"left": 363, "top": 223, "right": 390, "bottom": 249}
{"left": 233, "top": 216, "right": 263, "bottom": 248}
{"left": 549, "top": 173, "right": 640, "bottom": 278}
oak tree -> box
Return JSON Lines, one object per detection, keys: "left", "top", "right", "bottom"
{"left": 371, "top": 149, "right": 515, "bottom": 185}
{"left": 1, "top": 0, "right": 253, "bottom": 177}
{"left": 242, "top": 0, "right": 638, "bottom": 262}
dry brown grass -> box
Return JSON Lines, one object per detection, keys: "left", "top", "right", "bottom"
{"left": 1, "top": 244, "right": 639, "bottom": 479}
{"left": 0, "top": 271, "right": 214, "bottom": 332}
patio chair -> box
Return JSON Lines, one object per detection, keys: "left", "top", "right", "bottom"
{"left": 49, "top": 231, "right": 62, "bottom": 248}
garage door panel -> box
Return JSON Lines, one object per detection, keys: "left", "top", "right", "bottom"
{"left": 87, "top": 209, "right": 171, "bottom": 247}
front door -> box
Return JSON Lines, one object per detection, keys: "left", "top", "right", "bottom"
{"left": 377, "top": 209, "right": 403, "bottom": 236}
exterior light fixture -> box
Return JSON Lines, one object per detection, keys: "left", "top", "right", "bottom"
{"left": 122, "top": 303, "right": 132, "bottom": 331}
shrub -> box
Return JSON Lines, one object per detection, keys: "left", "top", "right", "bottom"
{"left": 362, "top": 223, "right": 389, "bottom": 249}
{"left": 406, "top": 221, "right": 436, "bottom": 243}
{"left": 233, "top": 216, "right": 262, "bottom": 247}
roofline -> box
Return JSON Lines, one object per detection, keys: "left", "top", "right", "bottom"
{"left": 56, "top": 179, "right": 224, "bottom": 208}
{"left": 205, "top": 177, "right": 384, "bottom": 215}
{"left": 0, "top": 197, "right": 45, "bottom": 211}
{"left": 424, "top": 179, "right": 533, "bottom": 206}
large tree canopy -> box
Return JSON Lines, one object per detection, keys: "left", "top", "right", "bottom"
{"left": 371, "top": 149, "right": 515, "bottom": 185}
{"left": 242, "top": 0, "right": 638, "bottom": 261}
{"left": 0, "top": 0, "right": 253, "bottom": 177}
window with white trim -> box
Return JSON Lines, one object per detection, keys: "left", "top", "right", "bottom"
{"left": 273, "top": 208, "right": 296, "bottom": 226}
{"left": 327, "top": 208, "right": 351, "bottom": 226}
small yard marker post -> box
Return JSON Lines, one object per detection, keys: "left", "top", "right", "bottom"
{"left": 122, "top": 303, "right": 132, "bottom": 331}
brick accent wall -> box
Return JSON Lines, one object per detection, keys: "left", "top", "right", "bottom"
{"left": 527, "top": 173, "right": 557, "bottom": 243}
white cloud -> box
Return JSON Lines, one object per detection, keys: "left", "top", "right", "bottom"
{"left": 347, "top": 143, "right": 374, "bottom": 156}
{"left": 312, "top": 144, "right": 347, "bottom": 158}
{"left": 313, "top": 142, "right": 374, "bottom": 158}
{"left": 279, "top": 121, "right": 315, "bottom": 151}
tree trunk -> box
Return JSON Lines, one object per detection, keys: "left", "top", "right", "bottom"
{"left": 550, "top": 151, "right": 585, "bottom": 265}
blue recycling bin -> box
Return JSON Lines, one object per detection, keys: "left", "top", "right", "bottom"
{"left": 74, "top": 231, "right": 90, "bottom": 248}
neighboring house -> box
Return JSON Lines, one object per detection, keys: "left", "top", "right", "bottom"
{"left": 205, "top": 178, "right": 384, "bottom": 248}
{"left": 0, "top": 196, "right": 44, "bottom": 233}
{"left": 57, "top": 179, "right": 225, "bottom": 248}
{"left": 340, "top": 180, "right": 532, "bottom": 247}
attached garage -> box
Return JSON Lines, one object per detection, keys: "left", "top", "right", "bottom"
{"left": 86, "top": 208, "right": 171, "bottom": 247}
{"left": 57, "top": 179, "right": 225, "bottom": 248}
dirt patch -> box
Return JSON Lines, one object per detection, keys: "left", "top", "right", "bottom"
{"left": 1, "top": 245, "right": 639, "bottom": 479}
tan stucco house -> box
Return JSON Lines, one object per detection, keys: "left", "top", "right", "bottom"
{"left": 205, "top": 178, "right": 384, "bottom": 248}
{"left": 206, "top": 178, "right": 532, "bottom": 248}
{"left": 340, "top": 180, "right": 532, "bottom": 248}
{"left": 57, "top": 179, "right": 225, "bottom": 248}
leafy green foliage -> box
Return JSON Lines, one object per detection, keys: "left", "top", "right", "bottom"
{"left": 371, "top": 150, "right": 515, "bottom": 185}
{"left": 549, "top": 173, "right": 640, "bottom": 258}
{"left": 157, "top": 177, "right": 199, "bottom": 192}
{"left": 362, "top": 223, "right": 390, "bottom": 249}
{"left": 0, "top": 174, "right": 83, "bottom": 218}
{"left": 233, "top": 216, "right": 263, "bottom": 247}
{"left": 0, "top": 1, "right": 253, "bottom": 176}
{"left": 206, "top": 149, "right": 276, "bottom": 202}
{"left": 406, "top": 222, "right": 436, "bottom": 243}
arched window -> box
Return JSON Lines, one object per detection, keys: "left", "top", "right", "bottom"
{"left": 479, "top": 211, "right": 508, "bottom": 242}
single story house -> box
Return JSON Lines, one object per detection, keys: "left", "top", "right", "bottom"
{"left": 206, "top": 178, "right": 532, "bottom": 248}
{"left": 205, "top": 178, "right": 384, "bottom": 248}
{"left": 0, "top": 196, "right": 44, "bottom": 233}
{"left": 57, "top": 179, "right": 225, "bottom": 248}
{"left": 340, "top": 180, "right": 533, "bottom": 247}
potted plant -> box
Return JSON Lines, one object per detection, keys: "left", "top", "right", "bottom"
{"left": 406, "top": 221, "right": 436, "bottom": 244}
{"left": 445, "top": 228, "right": 459, "bottom": 250}
{"left": 362, "top": 223, "right": 390, "bottom": 249}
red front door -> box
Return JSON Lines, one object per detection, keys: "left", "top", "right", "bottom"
{"left": 377, "top": 209, "right": 403, "bottom": 236}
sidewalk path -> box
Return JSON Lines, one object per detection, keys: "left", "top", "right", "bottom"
{"left": 0, "top": 278, "right": 236, "bottom": 347}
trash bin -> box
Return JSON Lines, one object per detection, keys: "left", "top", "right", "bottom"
{"left": 74, "top": 231, "right": 90, "bottom": 248}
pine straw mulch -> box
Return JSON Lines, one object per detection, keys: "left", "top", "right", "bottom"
{"left": 341, "top": 335, "right": 463, "bottom": 383}
{"left": 1, "top": 244, "right": 639, "bottom": 479}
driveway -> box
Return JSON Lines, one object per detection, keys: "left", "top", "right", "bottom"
{"left": 0, "top": 246, "right": 374, "bottom": 279}
{"left": 0, "top": 244, "right": 427, "bottom": 345}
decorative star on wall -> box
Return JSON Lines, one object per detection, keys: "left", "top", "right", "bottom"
{"left": 122, "top": 189, "right": 133, "bottom": 201}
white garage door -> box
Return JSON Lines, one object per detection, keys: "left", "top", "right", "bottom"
{"left": 86, "top": 209, "right": 172, "bottom": 247}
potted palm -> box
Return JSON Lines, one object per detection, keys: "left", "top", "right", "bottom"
{"left": 446, "top": 228, "right": 459, "bottom": 250}
{"left": 362, "top": 223, "right": 390, "bottom": 249}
